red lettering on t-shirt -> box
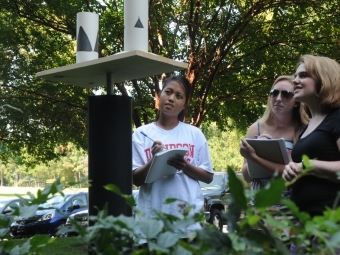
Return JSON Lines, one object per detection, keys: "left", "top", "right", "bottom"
{"left": 188, "top": 145, "right": 194, "bottom": 158}
{"left": 144, "top": 148, "right": 152, "bottom": 161}
{"left": 145, "top": 143, "right": 195, "bottom": 161}
{"left": 168, "top": 144, "right": 176, "bottom": 149}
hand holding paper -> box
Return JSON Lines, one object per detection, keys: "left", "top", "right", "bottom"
{"left": 240, "top": 139, "right": 256, "bottom": 159}
{"left": 145, "top": 148, "right": 188, "bottom": 183}
{"left": 244, "top": 138, "right": 289, "bottom": 179}
{"left": 166, "top": 153, "right": 188, "bottom": 171}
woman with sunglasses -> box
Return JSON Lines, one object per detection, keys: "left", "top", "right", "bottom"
{"left": 240, "top": 75, "right": 309, "bottom": 192}
{"left": 282, "top": 55, "right": 340, "bottom": 220}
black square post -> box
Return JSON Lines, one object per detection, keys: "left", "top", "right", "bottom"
{"left": 88, "top": 95, "right": 132, "bottom": 218}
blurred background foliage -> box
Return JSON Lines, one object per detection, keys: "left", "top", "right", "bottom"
{"left": 0, "top": 124, "right": 242, "bottom": 187}
{"left": 0, "top": 0, "right": 340, "bottom": 172}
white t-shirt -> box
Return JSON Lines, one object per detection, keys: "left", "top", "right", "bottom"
{"left": 132, "top": 121, "right": 213, "bottom": 230}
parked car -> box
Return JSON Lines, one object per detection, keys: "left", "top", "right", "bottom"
{"left": 10, "top": 192, "right": 88, "bottom": 238}
{"left": 0, "top": 198, "right": 31, "bottom": 231}
{"left": 63, "top": 208, "right": 88, "bottom": 237}
{"left": 200, "top": 171, "right": 248, "bottom": 231}
{"left": 0, "top": 198, "right": 26, "bottom": 215}
{"left": 199, "top": 172, "right": 229, "bottom": 231}
{"left": 64, "top": 190, "right": 139, "bottom": 236}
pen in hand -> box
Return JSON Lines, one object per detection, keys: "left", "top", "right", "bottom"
{"left": 140, "top": 131, "right": 155, "bottom": 142}
{"left": 141, "top": 131, "right": 166, "bottom": 152}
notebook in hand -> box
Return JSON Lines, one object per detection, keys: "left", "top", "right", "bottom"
{"left": 145, "top": 148, "right": 188, "bottom": 184}
{"left": 245, "top": 138, "right": 290, "bottom": 179}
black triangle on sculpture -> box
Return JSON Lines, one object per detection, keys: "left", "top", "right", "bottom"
{"left": 134, "top": 17, "right": 144, "bottom": 28}
{"left": 93, "top": 34, "right": 99, "bottom": 52}
{"left": 77, "top": 26, "right": 92, "bottom": 52}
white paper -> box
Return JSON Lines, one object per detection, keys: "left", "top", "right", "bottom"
{"left": 124, "top": 0, "right": 148, "bottom": 52}
{"left": 76, "top": 12, "right": 99, "bottom": 63}
{"left": 145, "top": 148, "right": 188, "bottom": 183}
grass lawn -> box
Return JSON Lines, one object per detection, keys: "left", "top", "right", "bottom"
{"left": 0, "top": 194, "right": 24, "bottom": 198}
{"left": 0, "top": 194, "right": 15, "bottom": 197}
{"left": 0, "top": 193, "right": 33, "bottom": 200}
{"left": 8, "top": 236, "right": 88, "bottom": 255}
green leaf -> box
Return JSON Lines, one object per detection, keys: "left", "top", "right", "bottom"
{"left": 157, "top": 231, "right": 179, "bottom": 248}
{"left": 139, "top": 219, "right": 162, "bottom": 239}
{"left": 172, "top": 217, "right": 197, "bottom": 232}
{"left": 173, "top": 246, "right": 192, "bottom": 255}
{"left": 254, "top": 178, "right": 285, "bottom": 208}
{"left": 225, "top": 196, "right": 242, "bottom": 233}
{"left": 0, "top": 227, "right": 10, "bottom": 238}
{"left": 164, "top": 198, "right": 178, "bottom": 204}
{"left": 247, "top": 215, "right": 262, "bottom": 226}
{"left": 0, "top": 216, "right": 12, "bottom": 228}
{"left": 104, "top": 184, "right": 122, "bottom": 195}
{"left": 329, "top": 231, "right": 340, "bottom": 246}
{"left": 10, "top": 239, "right": 32, "bottom": 255}
{"left": 104, "top": 185, "right": 136, "bottom": 207}
{"left": 121, "top": 194, "right": 136, "bottom": 207}
{"left": 281, "top": 199, "right": 311, "bottom": 223}
{"left": 301, "top": 155, "right": 313, "bottom": 173}
{"left": 19, "top": 204, "right": 39, "bottom": 218}
{"left": 148, "top": 241, "right": 169, "bottom": 252}
{"left": 246, "top": 227, "right": 275, "bottom": 246}
{"left": 227, "top": 167, "right": 247, "bottom": 209}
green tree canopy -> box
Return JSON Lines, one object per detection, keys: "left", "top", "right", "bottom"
{"left": 1, "top": 0, "right": 340, "bottom": 161}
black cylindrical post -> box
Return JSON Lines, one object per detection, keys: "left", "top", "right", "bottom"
{"left": 88, "top": 95, "right": 132, "bottom": 218}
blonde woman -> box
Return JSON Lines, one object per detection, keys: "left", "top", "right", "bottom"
{"left": 240, "top": 75, "right": 309, "bottom": 191}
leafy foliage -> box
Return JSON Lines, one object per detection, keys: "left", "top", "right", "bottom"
{"left": 202, "top": 122, "right": 244, "bottom": 171}
{"left": 0, "top": 124, "right": 242, "bottom": 187}
{"left": 1, "top": 163, "right": 340, "bottom": 254}
{"left": 0, "top": 143, "right": 87, "bottom": 187}
{"left": 1, "top": 1, "right": 340, "bottom": 161}
{"left": 0, "top": 182, "right": 65, "bottom": 254}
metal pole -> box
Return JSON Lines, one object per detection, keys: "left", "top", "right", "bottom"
{"left": 106, "top": 72, "right": 114, "bottom": 95}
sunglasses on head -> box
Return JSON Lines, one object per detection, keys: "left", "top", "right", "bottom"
{"left": 269, "top": 89, "right": 294, "bottom": 100}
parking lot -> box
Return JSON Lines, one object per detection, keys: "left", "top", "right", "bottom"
{"left": 1, "top": 186, "right": 229, "bottom": 237}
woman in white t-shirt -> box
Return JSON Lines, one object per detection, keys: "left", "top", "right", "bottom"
{"left": 132, "top": 75, "right": 213, "bottom": 231}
